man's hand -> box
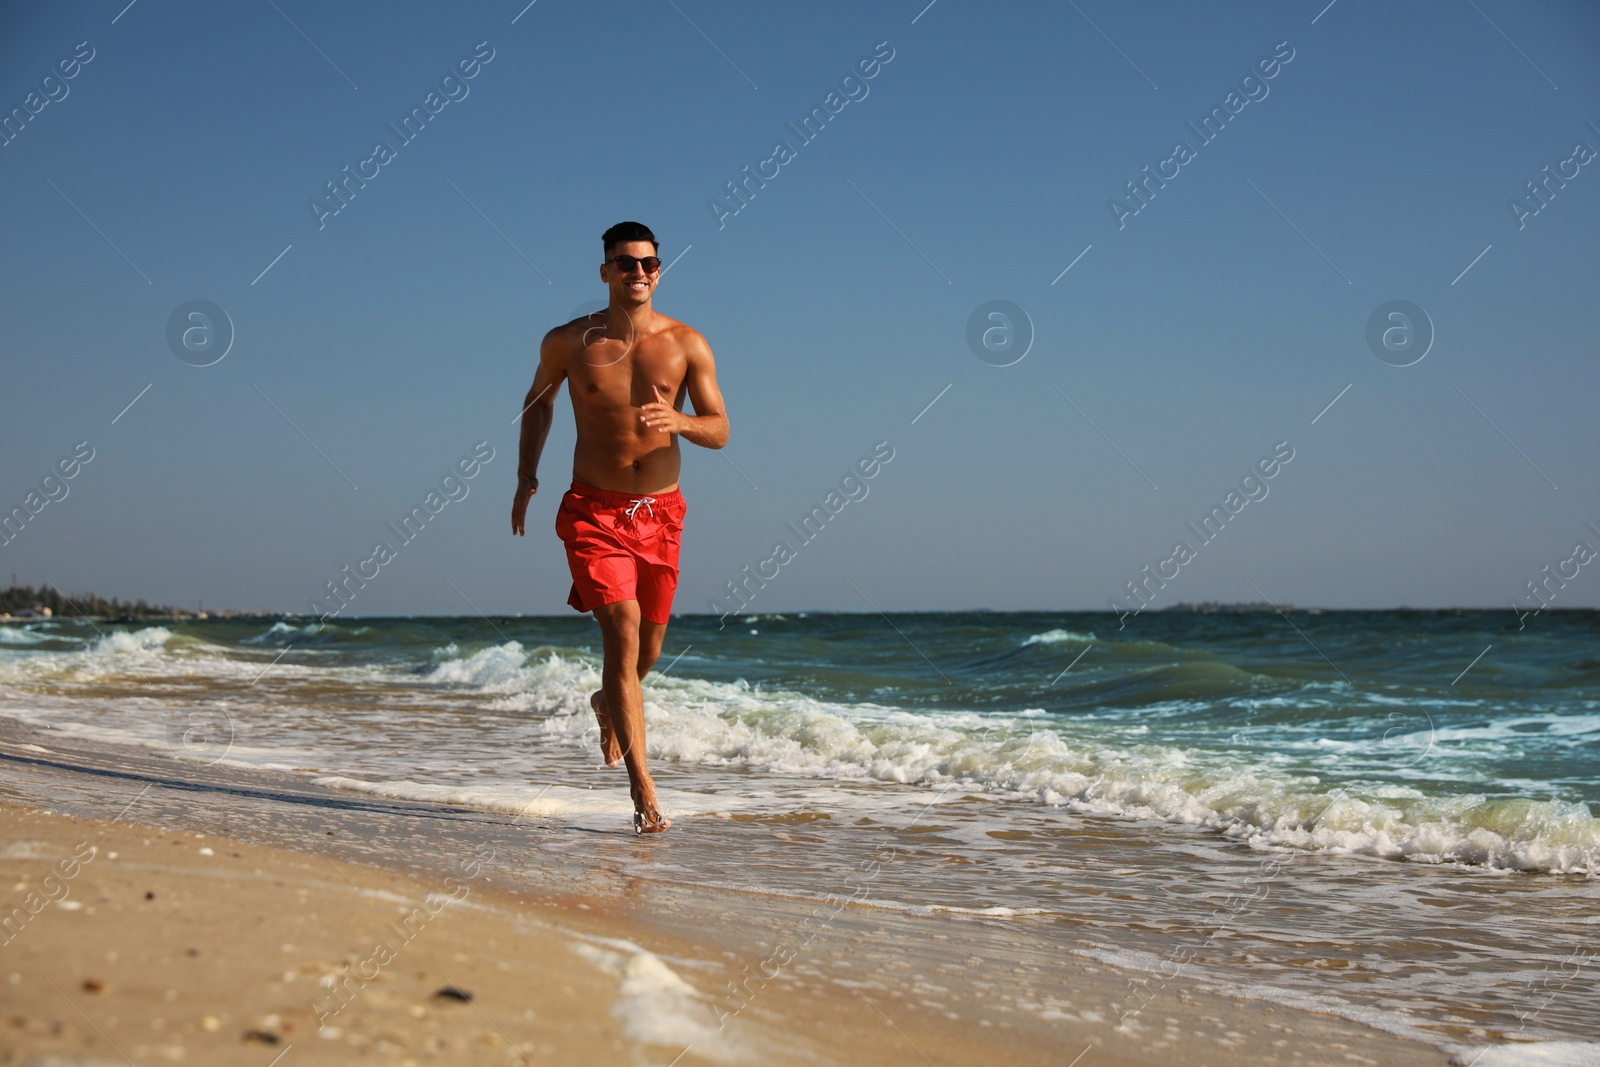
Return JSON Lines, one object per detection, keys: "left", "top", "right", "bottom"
{"left": 511, "top": 477, "right": 537, "bottom": 536}
{"left": 639, "top": 384, "right": 687, "bottom": 435}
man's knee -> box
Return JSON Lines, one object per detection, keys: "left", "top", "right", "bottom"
{"left": 595, "top": 600, "right": 641, "bottom": 627}
{"left": 637, "top": 623, "right": 666, "bottom": 674}
{"left": 595, "top": 603, "right": 643, "bottom": 657}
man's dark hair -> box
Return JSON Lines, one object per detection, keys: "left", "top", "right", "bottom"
{"left": 602, "top": 221, "right": 658, "bottom": 257}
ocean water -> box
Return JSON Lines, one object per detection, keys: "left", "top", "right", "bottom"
{"left": 2, "top": 610, "right": 1597, "bottom": 1058}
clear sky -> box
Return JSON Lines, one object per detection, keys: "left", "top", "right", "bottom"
{"left": 2, "top": 0, "right": 1597, "bottom": 616}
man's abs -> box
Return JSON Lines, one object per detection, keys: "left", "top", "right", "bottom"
{"left": 572, "top": 441, "right": 681, "bottom": 495}
{"left": 566, "top": 395, "right": 682, "bottom": 494}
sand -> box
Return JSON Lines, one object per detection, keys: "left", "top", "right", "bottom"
{"left": 0, "top": 797, "right": 1456, "bottom": 1066}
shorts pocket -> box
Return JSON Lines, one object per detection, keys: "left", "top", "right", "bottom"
{"left": 554, "top": 495, "right": 580, "bottom": 543}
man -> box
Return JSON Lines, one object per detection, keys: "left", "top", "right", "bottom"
{"left": 511, "top": 221, "right": 730, "bottom": 834}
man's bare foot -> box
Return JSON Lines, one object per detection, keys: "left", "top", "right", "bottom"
{"left": 633, "top": 804, "right": 672, "bottom": 834}
{"left": 590, "top": 690, "right": 622, "bottom": 767}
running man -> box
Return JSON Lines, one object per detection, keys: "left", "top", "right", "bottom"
{"left": 511, "top": 222, "right": 730, "bottom": 834}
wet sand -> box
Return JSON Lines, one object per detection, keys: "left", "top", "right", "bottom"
{"left": 0, "top": 739, "right": 1457, "bottom": 1066}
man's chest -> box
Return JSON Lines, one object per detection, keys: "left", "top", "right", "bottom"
{"left": 569, "top": 344, "right": 687, "bottom": 407}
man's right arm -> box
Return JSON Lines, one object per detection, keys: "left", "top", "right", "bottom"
{"left": 511, "top": 329, "right": 567, "bottom": 536}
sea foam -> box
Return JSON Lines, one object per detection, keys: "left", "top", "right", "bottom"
{"left": 413, "top": 643, "right": 1600, "bottom": 874}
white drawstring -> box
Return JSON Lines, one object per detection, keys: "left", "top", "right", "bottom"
{"left": 624, "top": 496, "right": 656, "bottom": 520}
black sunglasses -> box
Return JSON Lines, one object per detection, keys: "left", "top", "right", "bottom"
{"left": 606, "top": 254, "right": 661, "bottom": 273}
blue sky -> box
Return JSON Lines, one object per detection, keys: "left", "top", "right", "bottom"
{"left": 2, "top": 0, "right": 1597, "bottom": 616}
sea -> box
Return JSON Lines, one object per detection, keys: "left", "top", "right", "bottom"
{"left": 1, "top": 610, "right": 1596, "bottom": 1062}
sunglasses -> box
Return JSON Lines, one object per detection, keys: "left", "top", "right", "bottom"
{"left": 606, "top": 255, "right": 661, "bottom": 273}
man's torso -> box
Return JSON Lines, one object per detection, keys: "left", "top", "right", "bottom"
{"left": 559, "top": 313, "right": 693, "bottom": 495}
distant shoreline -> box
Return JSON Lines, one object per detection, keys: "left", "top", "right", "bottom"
{"left": 0, "top": 610, "right": 285, "bottom": 622}
{"left": 1, "top": 606, "right": 1595, "bottom": 622}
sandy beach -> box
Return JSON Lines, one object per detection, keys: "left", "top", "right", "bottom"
{"left": 1, "top": 779, "right": 1452, "bottom": 1065}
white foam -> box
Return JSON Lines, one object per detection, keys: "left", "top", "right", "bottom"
{"left": 869, "top": 900, "right": 1046, "bottom": 919}
{"left": 309, "top": 776, "right": 764, "bottom": 829}
{"left": 88, "top": 627, "right": 174, "bottom": 657}
{"left": 405, "top": 643, "right": 1600, "bottom": 874}
{"left": 241, "top": 620, "right": 305, "bottom": 644}
{"left": 0, "top": 626, "right": 53, "bottom": 646}
{"left": 6, "top": 632, "right": 1597, "bottom": 875}
{"left": 313, "top": 776, "right": 634, "bottom": 820}
{"left": 0, "top": 625, "right": 395, "bottom": 694}
{"left": 426, "top": 641, "right": 539, "bottom": 692}
{"left": 570, "top": 939, "right": 719, "bottom": 1049}
{"left": 1452, "top": 1042, "right": 1600, "bottom": 1066}
{"left": 1022, "top": 629, "right": 1096, "bottom": 646}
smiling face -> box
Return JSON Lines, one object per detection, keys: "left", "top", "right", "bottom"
{"left": 600, "top": 240, "right": 661, "bottom": 307}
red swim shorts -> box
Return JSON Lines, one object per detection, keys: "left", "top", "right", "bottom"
{"left": 555, "top": 482, "right": 687, "bottom": 625}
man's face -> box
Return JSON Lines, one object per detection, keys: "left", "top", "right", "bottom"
{"left": 601, "top": 240, "right": 661, "bottom": 305}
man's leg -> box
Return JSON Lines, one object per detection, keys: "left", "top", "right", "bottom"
{"left": 589, "top": 618, "right": 667, "bottom": 767}
{"left": 591, "top": 599, "right": 669, "bottom": 831}
{"left": 637, "top": 618, "right": 667, "bottom": 677}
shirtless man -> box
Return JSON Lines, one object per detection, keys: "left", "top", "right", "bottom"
{"left": 511, "top": 221, "right": 729, "bottom": 834}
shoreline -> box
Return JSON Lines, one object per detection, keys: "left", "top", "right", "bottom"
{"left": 4, "top": 606, "right": 1597, "bottom": 622}
{"left": 0, "top": 738, "right": 1463, "bottom": 1065}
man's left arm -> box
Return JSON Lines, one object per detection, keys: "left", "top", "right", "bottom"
{"left": 641, "top": 333, "right": 729, "bottom": 449}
